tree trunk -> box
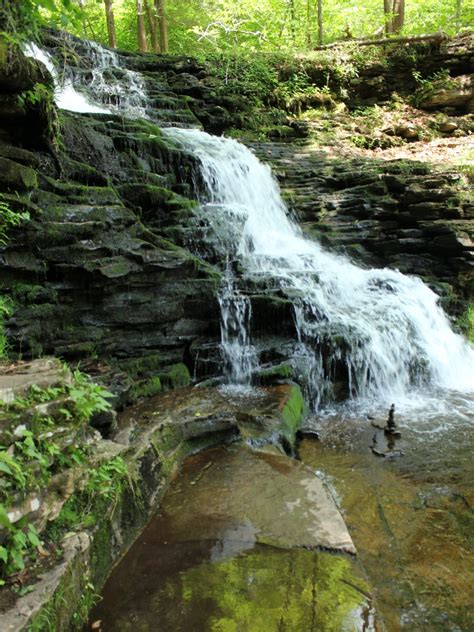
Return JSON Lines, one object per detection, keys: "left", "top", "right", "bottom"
{"left": 137, "top": 0, "right": 148, "bottom": 52}
{"left": 384, "top": 0, "right": 393, "bottom": 34}
{"left": 145, "top": 0, "right": 160, "bottom": 52}
{"left": 392, "top": 0, "right": 404, "bottom": 33}
{"left": 384, "top": 0, "right": 404, "bottom": 34}
{"left": 455, "top": 0, "right": 462, "bottom": 32}
{"left": 104, "top": 0, "right": 117, "bottom": 48}
{"left": 291, "top": 0, "right": 297, "bottom": 43}
{"left": 306, "top": 0, "right": 311, "bottom": 47}
{"left": 155, "top": 0, "right": 168, "bottom": 53}
{"left": 317, "top": 0, "right": 323, "bottom": 46}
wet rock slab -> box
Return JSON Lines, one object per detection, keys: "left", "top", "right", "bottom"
{"left": 160, "top": 444, "right": 355, "bottom": 553}
{"left": 88, "top": 446, "right": 367, "bottom": 632}
{"left": 118, "top": 382, "right": 305, "bottom": 450}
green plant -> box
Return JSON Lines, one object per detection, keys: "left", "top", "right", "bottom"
{"left": 0, "top": 0, "right": 83, "bottom": 42}
{"left": 0, "top": 295, "right": 13, "bottom": 358}
{"left": 68, "top": 370, "right": 113, "bottom": 422}
{"left": 71, "top": 579, "right": 100, "bottom": 628}
{"left": 85, "top": 457, "right": 128, "bottom": 504}
{"left": 0, "top": 200, "right": 29, "bottom": 246}
{"left": 412, "top": 69, "right": 457, "bottom": 107}
{"left": 0, "top": 506, "right": 42, "bottom": 583}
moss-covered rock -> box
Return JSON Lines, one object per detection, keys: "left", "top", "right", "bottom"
{"left": 280, "top": 384, "right": 305, "bottom": 448}
{"left": 0, "top": 157, "right": 38, "bottom": 191}
{"left": 159, "top": 363, "right": 191, "bottom": 389}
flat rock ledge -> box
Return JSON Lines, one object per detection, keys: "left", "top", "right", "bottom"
{"left": 164, "top": 444, "right": 356, "bottom": 554}
{"left": 0, "top": 362, "right": 358, "bottom": 630}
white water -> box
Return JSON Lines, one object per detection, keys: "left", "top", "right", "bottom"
{"left": 164, "top": 128, "right": 474, "bottom": 412}
{"left": 23, "top": 42, "right": 110, "bottom": 114}
{"left": 219, "top": 264, "right": 257, "bottom": 384}
{"left": 23, "top": 41, "right": 148, "bottom": 118}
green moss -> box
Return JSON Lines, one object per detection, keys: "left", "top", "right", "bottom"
{"left": 129, "top": 376, "right": 162, "bottom": 402}
{"left": 458, "top": 303, "right": 474, "bottom": 343}
{"left": 89, "top": 520, "right": 114, "bottom": 590}
{"left": 159, "top": 363, "right": 191, "bottom": 389}
{"left": 190, "top": 256, "right": 222, "bottom": 285}
{"left": 97, "top": 257, "right": 136, "bottom": 279}
{"left": 0, "top": 37, "right": 7, "bottom": 69}
{"left": 26, "top": 542, "right": 91, "bottom": 632}
{"left": 257, "top": 363, "right": 294, "bottom": 382}
{"left": 41, "top": 177, "right": 120, "bottom": 205}
{"left": 280, "top": 384, "right": 305, "bottom": 447}
{"left": 0, "top": 157, "right": 38, "bottom": 191}
{"left": 116, "top": 354, "right": 163, "bottom": 379}
{"left": 152, "top": 423, "right": 183, "bottom": 455}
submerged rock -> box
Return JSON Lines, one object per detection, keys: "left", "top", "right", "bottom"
{"left": 87, "top": 444, "right": 369, "bottom": 632}
{"left": 163, "top": 444, "right": 355, "bottom": 553}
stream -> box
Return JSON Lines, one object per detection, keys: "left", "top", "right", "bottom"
{"left": 299, "top": 400, "right": 473, "bottom": 631}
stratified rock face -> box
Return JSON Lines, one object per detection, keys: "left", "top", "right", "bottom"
{"left": 1, "top": 126, "right": 220, "bottom": 364}
{"left": 414, "top": 74, "right": 473, "bottom": 111}
{"left": 0, "top": 45, "right": 221, "bottom": 368}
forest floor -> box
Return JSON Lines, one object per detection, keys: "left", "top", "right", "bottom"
{"left": 302, "top": 104, "right": 474, "bottom": 169}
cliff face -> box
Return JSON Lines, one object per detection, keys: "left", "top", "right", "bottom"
{"left": 0, "top": 38, "right": 224, "bottom": 382}
{"left": 0, "top": 31, "right": 472, "bottom": 385}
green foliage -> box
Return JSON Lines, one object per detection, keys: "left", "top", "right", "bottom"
{"left": 0, "top": 370, "right": 111, "bottom": 504}
{"left": 0, "top": 370, "right": 118, "bottom": 582}
{"left": 0, "top": 0, "right": 83, "bottom": 42}
{"left": 61, "top": 0, "right": 473, "bottom": 55}
{"left": 206, "top": 51, "right": 279, "bottom": 106}
{"left": 0, "top": 421, "right": 85, "bottom": 504}
{"left": 0, "top": 508, "right": 42, "bottom": 582}
{"left": 85, "top": 457, "right": 128, "bottom": 504}
{"left": 0, "top": 200, "right": 29, "bottom": 246}
{"left": 45, "top": 455, "right": 129, "bottom": 542}
{"left": 412, "top": 68, "right": 458, "bottom": 106}
{"left": 68, "top": 370, "right": 113, "bottom": 422}
{"left": 0, "top": 200, "right": 29, "bottom": 359}
{"left": 0, "top": 295, "right": 13, "bottom": 359}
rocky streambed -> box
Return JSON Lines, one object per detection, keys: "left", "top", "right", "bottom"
{"left": 299, "top": 400, "right": 474, "bottom": 632}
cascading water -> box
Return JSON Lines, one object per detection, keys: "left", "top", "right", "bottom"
{"left": 164, "top": 128, "right": 474, "bottom": 412}
{"left": 23, "top": 42, "right": 111, "bottom": 114}
{"left": 23, "top": 40, "right": 148, "bottom": 118}
{"left": 219, "top": 263, "right": 257, "bottom": 385}
{"left": 21, "top": 36, "right": 474, "bottom": 414}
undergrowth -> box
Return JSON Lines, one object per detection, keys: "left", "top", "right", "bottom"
{"left": 0, "top": 371, "right": 114, "bottom": 583}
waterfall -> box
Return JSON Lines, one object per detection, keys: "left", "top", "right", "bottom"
{"left": 21, "top": 36, "right": 474, "bottom": 412}
{"left": 164, "top": 128, "right": 474, "bottom": 409}
{"left": 23, "top": 41, "right": 148, "bottom": 118}
{"left": 23, "top": 42, "right": 111, "bottom": 114}
{"left": 219, "top": 264, "right": 257, "bottom": 385}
